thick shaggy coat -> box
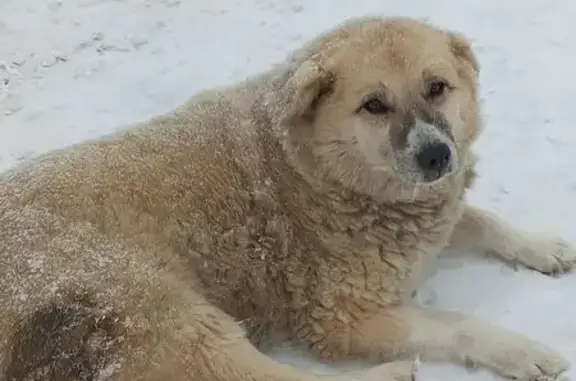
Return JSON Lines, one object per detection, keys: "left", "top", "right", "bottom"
{"left": 0, "top": 16, "right": 574, "bottom": 381}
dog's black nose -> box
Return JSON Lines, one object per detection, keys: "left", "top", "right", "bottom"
{"left": 416, "top": 142, "right": 452, "bottom": 181}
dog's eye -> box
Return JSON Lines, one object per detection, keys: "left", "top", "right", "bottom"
{"left": 362, "top": 98, "right": 390, "bottom": 115}
{"left": 427, "top": 80, "right": 448, "bottom": 98}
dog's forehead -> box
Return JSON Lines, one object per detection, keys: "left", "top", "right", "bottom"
{"left": 326, "top": 22, "right": 456, "bottom": 92}
{"left": 355, "top": 23, "right": 450, "bottom": 66}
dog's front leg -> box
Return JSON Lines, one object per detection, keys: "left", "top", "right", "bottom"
{"left": 448, "top": 204, "right": 576, "bottom": 274}
{"left": 340, "top": 305, "right": 569, "bottom": 380}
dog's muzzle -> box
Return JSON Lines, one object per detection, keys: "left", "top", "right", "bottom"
{"left": 408, "top": 118, "right": 456, "bottom": 182}
{"left": 415, "top": 141, "right": 452, "bottom": 182}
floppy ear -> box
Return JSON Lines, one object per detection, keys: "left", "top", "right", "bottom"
{"left": 281, "top": 59, "right": 335, "bottom": 125}
{"left": 446, "top": 31, "right": 480, "bottom": 76}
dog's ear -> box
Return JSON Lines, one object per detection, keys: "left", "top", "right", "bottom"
{"left": 446, "top": 31, "right": 479, "bottom": 76}
{"left": 281, "top": 58, "right": 335, "bottom": 125}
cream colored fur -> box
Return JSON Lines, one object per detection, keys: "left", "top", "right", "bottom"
{"left": 0, "top": 16, "right": 574, "bottom": 381}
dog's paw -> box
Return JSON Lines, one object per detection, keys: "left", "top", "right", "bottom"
{"left": 477, "top": 338, "right": 569, "bottom": 381}
{"left": 340, "top": 359, "right": 419, "bottom": 381}
{"left": 512, "top": 236, "right": 576, "bottom": 276}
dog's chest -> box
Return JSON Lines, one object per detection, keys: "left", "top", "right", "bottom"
{"left": 310, "top": 199, "right": 462, "bottom": 307}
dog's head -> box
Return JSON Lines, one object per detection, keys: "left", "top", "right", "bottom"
{"left": 278, "top": 17, "right": 481, "bottom": 200}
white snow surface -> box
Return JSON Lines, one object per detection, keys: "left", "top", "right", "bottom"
{"left": 2, "top": 0, "right": 576, "bottom": 380}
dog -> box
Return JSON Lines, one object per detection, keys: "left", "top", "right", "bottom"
{"left": 0, "top": 15, "right": 573, "bottom": 381}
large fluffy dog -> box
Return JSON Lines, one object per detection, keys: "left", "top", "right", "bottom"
{"left": 0, "top": 16, "right": 573, "bottom": 381}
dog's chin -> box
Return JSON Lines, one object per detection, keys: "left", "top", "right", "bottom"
{"left": 418, "top": 164, "right": 457, "bottom": 185}
{"left": 420, "top": 171, "right": 450, "bottom": 184}
{"left": 400, "top": 166, "right": 454, "bottom": 187}
{"left": 370, "top": 162, "right": 454, "bottom": 200}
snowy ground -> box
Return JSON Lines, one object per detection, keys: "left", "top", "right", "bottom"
{"left": 2, "top": 0, "right": 576, "bottom": 380}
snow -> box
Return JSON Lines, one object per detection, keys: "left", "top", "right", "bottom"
{"left": 1, "top": 0, "right": 576, "bottom": 380}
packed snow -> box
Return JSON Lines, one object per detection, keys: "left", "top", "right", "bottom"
{"left": 1, "top": 0, "right": 576, "bottom": 380}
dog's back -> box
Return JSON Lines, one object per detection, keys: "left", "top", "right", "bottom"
{"left": 0, "top": 89, "right": 261, "bottom": 379}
